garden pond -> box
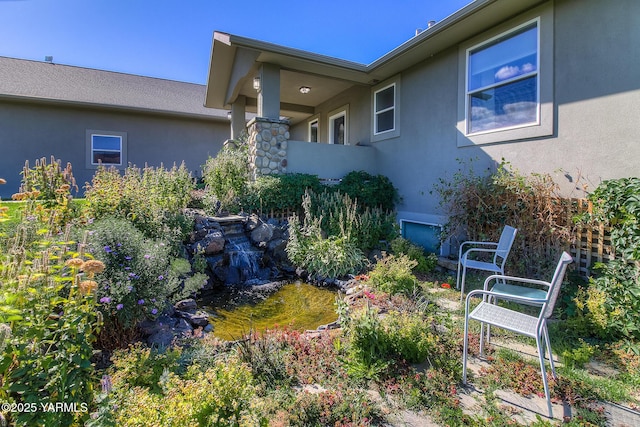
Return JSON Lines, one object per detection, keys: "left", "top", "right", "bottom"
{"left": 199, "top": 281, "right": 338, "bottom": 340}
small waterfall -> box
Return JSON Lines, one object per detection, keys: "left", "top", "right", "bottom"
{"left": 212, "top": 216, "right": 274, "bottom": 286}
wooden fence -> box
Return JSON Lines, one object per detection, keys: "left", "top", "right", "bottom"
{"left": 568, "top": 198, "right": 614, "bottom": 278}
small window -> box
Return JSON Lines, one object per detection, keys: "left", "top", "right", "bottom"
{"left": 328, "top": 107, "right": 348, "bottom": 145}
{"left": 466, "top": 21, "right": 539, "bottom": 135}
{"left": 308, "top": 118, "right": 319, "bottom": 142}
{"left": 401, "top": 220, "right": 442, "bottom": 254}
{"left": 374, "top": 83, "right": 395, "bottom": 134}
{"left": 86, "top": 130, "right": 127, "bottom": 169}
{"left": 91, "top": 134, "right": 122, "bottom": 165}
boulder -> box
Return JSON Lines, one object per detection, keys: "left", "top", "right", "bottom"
{"left": 250, "top": 223, "right": 274, "bottom": 246}
{"left": 174, "top": 299, "right": 197, "bottom": 313}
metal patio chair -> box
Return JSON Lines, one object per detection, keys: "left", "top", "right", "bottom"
{"left": 456, "top": 225, "right": 518, "bottom": 301}
{"left": 462, "top": 251, "right": 573, "bottom": 417}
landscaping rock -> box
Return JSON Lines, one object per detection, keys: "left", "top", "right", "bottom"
{"left": 174, "top": 299, "right": 197, "bottom": 313}
{"left": 250, "top": 223, "right": 274, "bottom": 246}
{"left": 147, "top": 329, "right": 175, "bottom": 348}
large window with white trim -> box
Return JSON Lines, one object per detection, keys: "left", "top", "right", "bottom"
{"left": 466, "top": 20, "right": 539, "bottom": 134}
{"left": 456, "top": 5, "right": 553, "bottom": 147}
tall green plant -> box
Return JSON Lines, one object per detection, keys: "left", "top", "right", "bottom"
{"left": 85, "top": 163, "right": 194, "bottom": 243}
{"left": 202, "top": 144, "right": 250, "bottom": 214}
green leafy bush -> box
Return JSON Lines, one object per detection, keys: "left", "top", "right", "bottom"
{"left": 368, "top": 254, "right": 418, "bottom": 295}
{"left": 243, "top": 173, "right": 323, "bottom": 213}
{"left": 575, "top": 177, "right": 640, "bottom": 340}
{"left": 335, "top": 170, "right": 400, "bottom": 211}
{"left": 286, "top": 193, "right": 367, "bottom": 278}
{"left": 85, "top": 218, "right": 181, "bottom": 330}
{"left": 101, "top": 360, "right": 260, "bottom": 426}
{"left": 338, "top": 302, "right": 442, "bottom": 381}
{"left": 108, "top": 342, "right": 182, "bottom": 393}
{"left": 390, "top": 237, "right": 438, "bottom": 273}
{"left": 202, "top": 145, "right": 250, "bottom": 214}
{"left": 307, "top": 190, "right": 397, "bottom": 252}
{"left": 84, "top": 163, "right": 194, "bottom": 242}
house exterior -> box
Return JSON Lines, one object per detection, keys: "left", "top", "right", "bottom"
{"left": 204, "top": 0, "right": 640, "bottom": 253}
{"left": 0, "top": 56, "right": 232, "bottom": 198}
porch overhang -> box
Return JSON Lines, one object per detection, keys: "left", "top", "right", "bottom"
{"left": 204, "top": 0, "right": 547, "bottom": 125}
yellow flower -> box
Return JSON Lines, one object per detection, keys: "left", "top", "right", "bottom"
{"left": 78, "top": 280, "right": 98, "bottom": 295}
{"left": 65, "top": 258, "right": 85, "bottom": 268}
{"left": 11, "top": 193, "right": 25, "bottom": 201}
{"left": 59, "top": 184, "right": 70, "bottom": 191}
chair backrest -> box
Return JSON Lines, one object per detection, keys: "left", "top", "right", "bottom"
{"left": 494, "top": 225, "right": 518, "bottom": 266}
{"left": 541, "top": 251, "right": 574, "bottom": 319}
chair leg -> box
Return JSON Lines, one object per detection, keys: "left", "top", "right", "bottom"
{"left": 479, "top": 323, "right": 486, "bottom": 357}
{"left": 459, "top": 266, "right": 467, "bottom": 302}
{"left": 536, "top": 335, "right": 554, "bottom": 418}
{"left": 462, "top": 314, "right": 470, "bottom": 384}
{"left": 543, "top": 326, "right": 556, "bottom": 377}
{"left": 456, "top": 259, "right": 462, "bottom": 290}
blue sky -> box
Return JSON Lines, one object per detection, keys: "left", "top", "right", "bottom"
{"left": 0, "top": 0, "right": 471, "bottom": 84}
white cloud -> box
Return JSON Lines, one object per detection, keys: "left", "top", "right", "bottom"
{"left": 495, "top": 65, "right": 520, "bottom": 80}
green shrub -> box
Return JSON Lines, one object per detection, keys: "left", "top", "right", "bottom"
{"left": 109, "top": 342, "right": 182, "bottom": 393}
{"left": 335, "top": 170, "right": 399, "bottom": 211}
{"left": 283, "top": 388, "right": 381, "bottom": 426}
{"left": 286, "top": 194, "right": 367, "bottom": 278}
{"left": 575, "top": 177, "right": 640, "bottom": 340}
{"left": 338, "top": 302, "right": 441, "bottom": 381}
{"left": 103, "top": 360, "right": 260, "bottom": 426}
{"left": 85, "top": 218, "right": 182, "bottom": 329}
{"left": 390, "top": 237, "right": 438, "bottom": 273}
{"left": 202, "top": 145, "right": 250, "bottom": 214}
{"left": 307, "top": 190, "right": 397, "bottom": 252}
{"left": 243, "top": 173, "right": 323, "bottom": 213}
{"left": 368, "top": 254, "right": 418, "bottom": 295}
{"left": 85, "top": 163, "right": 194, "bottom": 242}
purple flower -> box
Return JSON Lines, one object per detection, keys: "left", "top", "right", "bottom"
{"left": 151, "top": 308, "right": 158, "bottom": 315}
{"left": 99, "top": 297, "right": 111, "bottom": 304}
{"left": 144, "top": 254, "right": 151, "bottom": 259}
{"left": 127, "top": 286, "right": 133, "bottom": 292}
{"left": 104, "top": 246, "right": 112, "bottom": 253}
{"left": 138, "top": 299, "right": 145, "bottom": 305}
{"left": 125, "top": 256, "right": 132, "bottom": 261}
{"left": 116, "top": 304, "right": 124, "bottom": 310}
{"left": 158, "top": 275, "right": 164, "bottom": 280}
{"left": 151, "top": 298, "right": 156, "bottom": 302}
{"left": 116, "top": 243, "right": 122, "bottom": 247}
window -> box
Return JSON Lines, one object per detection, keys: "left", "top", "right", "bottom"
{"left": 400, "top": 220, "right": 442, "bottom": 254}
{"left": 308, "top": 118, "right": 319, "bottom": 142}
{"left": 456, "top": 5, "right": 553, "bottom": 147}
{"left": 466, "top": 21, "right": 538, "bottom": 134}
{"left": 371, "top": 76, "right": 401, "bottom": 142}
{"left": 86, "top": 130, "right": 127, "bottom": 168}
{"left": 91, "top": 134, "right": 122, "bottom": 165}
{"left": 374, "top": 83, "right": 395, "bottom": 134}
{"left": 328, "top": 106, "right": 348, "bottom": 145}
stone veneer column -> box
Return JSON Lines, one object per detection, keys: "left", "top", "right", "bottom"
{"left": 247, "top": 117, "right": 289, "bottom": 179}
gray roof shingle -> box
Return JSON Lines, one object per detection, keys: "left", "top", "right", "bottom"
{"left": 0, "top": 56, "right": 227, "bottom": 120}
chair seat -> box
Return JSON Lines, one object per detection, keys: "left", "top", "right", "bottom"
{"left": 462, "top": 259, "right": 503, "bottom": 273}
{"left": 490, "top": 283, "right": 548, "bottom": 301}
{"left": 469, "top": 302, "right": 539, "bottom": 338}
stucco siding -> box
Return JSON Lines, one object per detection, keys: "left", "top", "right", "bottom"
{"left": 375, "top": 0, "right": 640, "bottom": 228}
{"left": 0, "top": 101, "right": 228, "bottom": 197}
